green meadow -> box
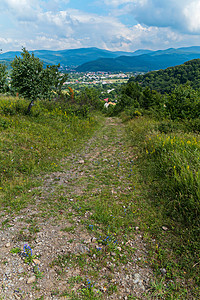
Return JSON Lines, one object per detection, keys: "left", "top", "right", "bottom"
{"left": 0, "top": 96, "right": 98, "bottom": 211}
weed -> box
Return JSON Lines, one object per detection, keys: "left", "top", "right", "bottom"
{"left": 10, "top": 247, "right": 21, "bottom": 254}
{"left": 33, "top": 265, "right": 43, "bottom": 280}
{"left": 61, "top": 225, "right": 75, "bottom": 232}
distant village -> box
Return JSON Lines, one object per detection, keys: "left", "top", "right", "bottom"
{"left": 64, "top": 71, "right": 136, "bottom": 86}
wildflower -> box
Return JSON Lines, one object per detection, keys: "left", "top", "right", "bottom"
{"left": 89, "top": 225, "right": 94, "bottom": 230}
{"left": 23, "top": 244, "right": 32, "bottom": 257}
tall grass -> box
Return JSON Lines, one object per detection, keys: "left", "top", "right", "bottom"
{"left": 126, "top": 116, "right": 200, "bottom": 294}
{"left": 145, "top": 132, "right": 200, "bottom": 226}
{"left": 0, "top": 96, "right": 98, "bottom": 209}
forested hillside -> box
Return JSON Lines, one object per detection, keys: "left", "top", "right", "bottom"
{"left": 132, "top": 59, "right": 200, "bottom": 93}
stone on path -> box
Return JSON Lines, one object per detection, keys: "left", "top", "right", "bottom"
{"left": 27, "top": 276, "right": 36, "bottom": 284}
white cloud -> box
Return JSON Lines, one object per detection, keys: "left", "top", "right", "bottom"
{"left": 183, "top": 1, "right": 200, "bottom": 33}
{"left": 103, "top": 0, "right": 200, "bottom": 34}
{"left": 104, "top": 0, "right": 134, "bottom": 6}
{"left": 0, "top": 0, "right": 200, "bottom": 52}
{"left": 127, "top": 0, "right": 200, "bottom": 34}
{"left": 35, "top": 9, "right": 133, "bottom": 50}
{"left": 0, "top": 0, "right": 39, "bottom": 21}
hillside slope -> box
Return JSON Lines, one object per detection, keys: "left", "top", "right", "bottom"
{"left": 132, "top": 58, "right": 200, "bottom": 93}
{"left": 76, "top": 49, "right": 200, "bottom": 72}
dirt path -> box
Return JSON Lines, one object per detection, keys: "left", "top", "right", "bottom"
{"left": 0, "top": 117, "right": 153, "bottom": 300}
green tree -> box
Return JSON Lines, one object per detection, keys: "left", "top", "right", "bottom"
{"left": 166, "top": 84, "right": 200, "bottom": 120}
{"left": 77, "top": 87, "right": 102, "bottom": 109}
{"left": 114, "top": 81, "right": 143, "bottom": 114}
{"left": 0, "top": 63, "right": 8, "bottom": 93}
{"left": 11, "top": 48, "right": 68, "bottom": 113}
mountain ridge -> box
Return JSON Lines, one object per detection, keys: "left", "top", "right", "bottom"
{"left": 76, "top": 46, "right": 200, "bottom": 72}
{"left": 0, "top": 47, "right": 135, "bottom": 68}
{"left": 1, "top": 46, "right": 200, "bottom": 72}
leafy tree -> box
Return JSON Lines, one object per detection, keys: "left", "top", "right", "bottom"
{"left": 166, "top": 84, "right": 200, "bottom": 120}
{"left": 113, "top": 82, "right": 143, "bottom": 114}
{"left": 76, "top": 87, "right": 101, "bottom": 109}
{"left": 11, "top": 48, "right": 68, "bottom": 113}
{"left": 0, "top": 63, "right": 8, "bottom": 93}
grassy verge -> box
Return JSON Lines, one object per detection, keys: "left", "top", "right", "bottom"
{"left": 126, "top": 116, "right": 200, "bottom": 299}
{"left": 0, "top": 96, "right": 99, "bottom": 211}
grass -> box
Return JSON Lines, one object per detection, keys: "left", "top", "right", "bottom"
{"left": 0, "top": 96, "right": 98, "bottom": 211}
{"left": 1, "top": 96, "right": 199, "bottom": 298}
{"left": 126, "top": 115, "right": 200, "bottom": 299}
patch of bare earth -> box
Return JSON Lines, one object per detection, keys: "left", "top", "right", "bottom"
{"left": 0, "top": 118, "right": 153, "bottom": 299}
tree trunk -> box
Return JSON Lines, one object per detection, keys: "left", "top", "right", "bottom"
{"left": 26, "top": 99, "right": 35, "bottom": 114}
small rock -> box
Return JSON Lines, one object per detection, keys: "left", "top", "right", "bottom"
{"left": 78, "top": 160, "right": 85, "bottom": 164}
{"left": 5, "top": 242, "right": 11, "bottom": 248}
{"left": 84, "top": 239, "right": 91, "bottom": 244}
{"left": 135, "top": 226, "right": 139, "bottom": 230}
{"left": 133, "top": 273, "right": 141, "bottom": 284}
{"left": 160, "top": 268, "right": 167, "bottom": 276}
{"left": 162, "top": 226, "right": 168, "bottom": 231}
{"left": 27, "top": 275, "right": 36, "bottom": 284}
{"left": 18, "top": 268, "right": 24, "bottom": 273}
{"left": 75, "top": 244, "right": 89, "bottom": 253}
{"left": 138, "top": 282, "right": 145, "bottom": 291}
{"left": 33, "top": 259, "right": 41, "bottom": 265}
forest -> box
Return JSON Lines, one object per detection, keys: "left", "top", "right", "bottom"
{"left": 132, "top": 58, "right": 200, "bottom": 93}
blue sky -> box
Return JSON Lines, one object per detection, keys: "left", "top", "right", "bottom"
{"left": 0, "top": 0, "right": 200, "bottom": 52}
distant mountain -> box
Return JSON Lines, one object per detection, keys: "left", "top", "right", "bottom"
{"left": 1, "top": 46, "right": 200, "bottom": 72}
{"left": 76, "top": 46, "right": 200, "bottom": 72}
{"left": 132, "top": 49, "right": 154, "bottom": 56}
{"left": 0, "top": 47, "right": 134, "bottom": 68}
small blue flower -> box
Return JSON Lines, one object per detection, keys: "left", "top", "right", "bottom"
{"left": 23, "top": 244, "right": 32, "bottom": 257}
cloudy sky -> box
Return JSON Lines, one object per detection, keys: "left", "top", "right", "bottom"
{"left": 0, "top": 0, "right": 200, "bottom": 52}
